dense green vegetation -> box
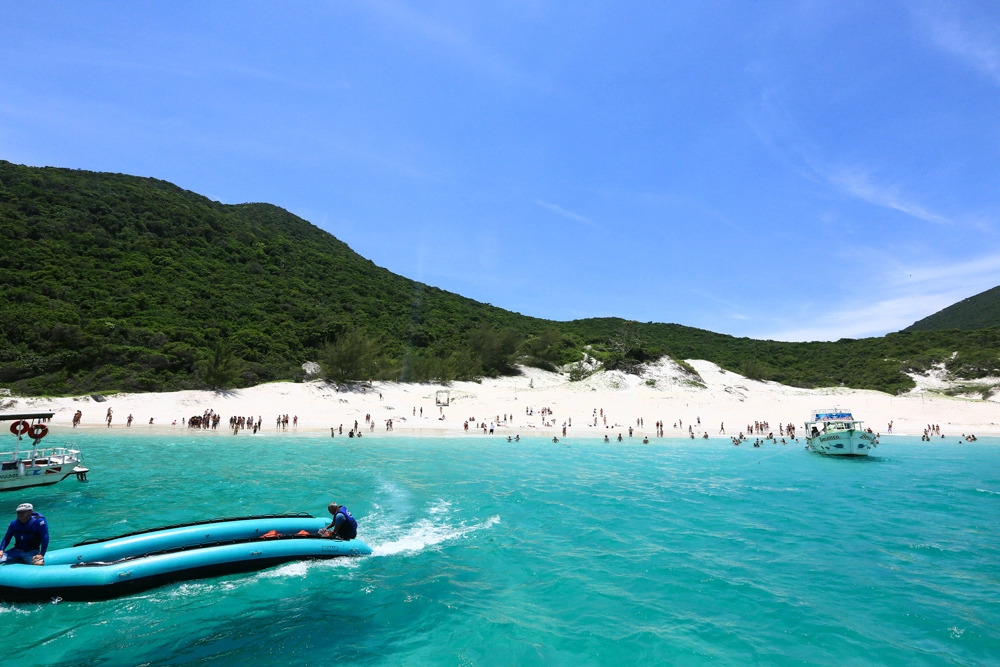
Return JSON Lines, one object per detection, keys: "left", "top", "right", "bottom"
{"left": 556, "top": 319, "right": 1000, "bottom": 394}
{"left": 2, "top": 160, "right": 998, "bottom": 396}
{"left": 904, "top": 285, "right": 1000, "bottom": 332}
{"left": 0, "top": 161, "right": 552, "bottom": 393}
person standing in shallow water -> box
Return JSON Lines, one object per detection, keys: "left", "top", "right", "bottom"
{"left": 319, "top": 503, "right": 358, "bottom": 540}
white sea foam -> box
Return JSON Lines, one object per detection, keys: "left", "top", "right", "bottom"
{"left": 257, "top": 560, "right": 310, "bottom": 579}
{"left": 427, "top": 499, "right": 452, "bottom": 515}
{"left": 371, "top": 508, "right": 500, "bottom": 557}
{"left": 0, "top": 603, "right": 36, "bottom": 615}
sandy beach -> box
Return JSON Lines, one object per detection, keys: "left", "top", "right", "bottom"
{"left": 4, "top": 359, "right": 998, "bottom": 439}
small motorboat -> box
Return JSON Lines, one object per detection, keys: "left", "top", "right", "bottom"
{"left": 0, "top": 412, "right": 89, "bottom": 491}
{"left": 804, "top": 408, "right": 877, "bottom": 456}
{"left": 0, "top": 513, "right": 371, "bottom": 602}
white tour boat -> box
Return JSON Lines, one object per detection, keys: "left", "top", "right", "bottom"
{"left": 804, "top": 408, "right": 877, "bottom": 456}
{"left": 1, "top": 412, "right": 89, "bottom": 491}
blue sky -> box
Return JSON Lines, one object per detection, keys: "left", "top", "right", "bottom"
{"left": 3, "top": 2, "right": 999, "bottom": 341}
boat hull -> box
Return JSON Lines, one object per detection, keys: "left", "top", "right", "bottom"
{"left": 0, "top": 515, "right": 371, "bottom": 602}
{"left": 806, "top": 428, "right": 876, "bottom": 456}
{"left": 0, "top": 463, "right": 88, "bottom": 492}
{"left": 0, "top": 412, "right": 88, "bottom": 492}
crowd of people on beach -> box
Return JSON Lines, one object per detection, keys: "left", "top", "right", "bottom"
{"left": 71, "top": 409, "right": 301, "bottom": 435}
{"left": 55, "top": 401, "right": 983, "bottom": 444}
{"left": 84, "top": 401, "right": 803, "bottom": 444}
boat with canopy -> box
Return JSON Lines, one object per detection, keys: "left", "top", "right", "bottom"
{"left": 804, "top": 408, "right": 877, "bottom": 456}
{"left": 0, "top": 412, "right": 89, "bottom": 491}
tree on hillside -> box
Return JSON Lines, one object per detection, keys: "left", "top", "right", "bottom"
{"left": 321, "top": 330, "right": 381, "bottom": 384}
{"left": 201, "top": 341, "right": 242, "bottom": 389}
{"left": 604, "top": 322, "right": 650, "bottom": 375}
{"left": 469, "top": 326, "right": 521, "bottom": 376}
{"left": 521, "top": 327, "right": 571, "bottom": 371}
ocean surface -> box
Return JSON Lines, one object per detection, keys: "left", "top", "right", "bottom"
{"left": 2, "top": 429, "right": 999, "bottom": 666}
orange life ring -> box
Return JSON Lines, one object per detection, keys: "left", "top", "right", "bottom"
{"left": 9, "top": 420, "right": 30, "bottom": 436}
{"left": 28, "top": 423, "right": 48, "bottom": 439}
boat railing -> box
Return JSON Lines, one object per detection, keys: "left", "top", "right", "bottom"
{"left": 0, "top": 446, "right": 81, "bottom": 462}
{"left": 806, "top": 419, "right": 862, "bottom": 435}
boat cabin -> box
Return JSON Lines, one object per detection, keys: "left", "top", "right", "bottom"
{"left": 1, "top": 412, "right": 88, "bottom": 490}
{"left": 806, "top": 408, "right": 863, "bottom": 437}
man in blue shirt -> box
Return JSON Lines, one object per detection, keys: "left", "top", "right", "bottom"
{"left": 0, "top": 503, "right": 49, "bottom": 566}
{"left": 319, "top": 502, "right": 358, "bottom": 540}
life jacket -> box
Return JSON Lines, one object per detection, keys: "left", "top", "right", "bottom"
{"left": 4, "top": 512, "right": 48, "bottom": 553}
{"left": 337, "top": 506, "right": 358, "bottom": 532}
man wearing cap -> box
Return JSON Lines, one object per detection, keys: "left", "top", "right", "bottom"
{"left": 318, "top": 502, "right": 358, "bottom": 540}
{"left": 0, "top": 503, "right": 49, "bottom": 566}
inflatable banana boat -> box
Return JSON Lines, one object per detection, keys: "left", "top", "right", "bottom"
{"left": 0, "top": 513, "right": 371, "bottom": 602}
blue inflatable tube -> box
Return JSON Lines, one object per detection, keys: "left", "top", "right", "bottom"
{"left": 0, "top": 514, "right": 371, "bottom": 602}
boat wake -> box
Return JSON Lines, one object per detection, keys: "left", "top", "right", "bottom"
{"left": 3, "top": 501, "right": 501, "bottom": 606}
{"left": 370, "top": 501, "right": 500, "bottom": 557}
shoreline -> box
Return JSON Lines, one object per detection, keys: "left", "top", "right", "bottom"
{"left": 47, "top": 423, "right": 992, "bottom": 444}
{"left": 5, "top": 360, "right": 999, "bottom": 440}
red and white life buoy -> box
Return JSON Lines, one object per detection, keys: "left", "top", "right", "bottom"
{"left": 28, "top": 423, "right": 48, "bottom": 440}
{"left": 9, "top": 420, "right": 30, "bottom": 436}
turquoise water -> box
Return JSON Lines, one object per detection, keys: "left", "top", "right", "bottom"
{"left": 3, "top": 430, "right": 999, "bottom": 666}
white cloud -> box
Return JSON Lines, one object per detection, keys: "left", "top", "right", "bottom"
{"left": 890, "top": 252, "right": 1000, "bottom": 290}
{"left": 758, "top": 252, "right": 1000, "bottom": 341}
{"left": 760, "top": 295, "right": 955, "bottom": 342}
{"left": 913, "top": 3, "right": 1000, "bottom": 85}
{"left": 827, "top": 168, "right": 951, "bottom": 226}
{"left": 746, "top": 80, "right": 961, "bottom": 228}
{"left": 367, "top": 0, "right": 529, "bottom": 88}
{"left": 535, "top": 199, "right": 596, "bottom": 229}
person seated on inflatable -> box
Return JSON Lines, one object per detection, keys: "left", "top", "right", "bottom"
{"left": 318, "top": 502, "right": 358, "bottom": 541}
{"left": 0, "top": 503, "right": 49, "bottom": 566}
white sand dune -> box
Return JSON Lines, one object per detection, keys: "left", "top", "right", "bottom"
{"left": 4, "top": 360, "right": 998, "bottom": 439}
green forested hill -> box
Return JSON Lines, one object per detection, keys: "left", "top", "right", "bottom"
{"left": 0, "top": 161, "right": 551, "bottom": 393}
{"left": 560, "top": 318, "right": 1000, "bottom": 394}
{"left": 903, "top": 286, "right": 1000, "bottom": 332}
{"left": 1, "top": 160, "right": 998, "bottom": 396}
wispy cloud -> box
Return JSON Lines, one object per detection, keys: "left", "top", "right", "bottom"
{"left": 758, "top": 252, "right": 1000, "bottom": 341}
{"left": 535, "top": 199, "right": 597, "bottom": 229}
{"left": 891, "top": 252, "right": 1000, "bottom": 290}
{"left": 366, "top": 0, "right": 531, "bottom": 88}
{"left": 912, "top": 3, "right": 1000, "bottom": 85}
{"left": 623, "top": 189, "right": 745, "bottom": 234}
{"left": 827, "top": 168, "right": 951, "bottom": 225}
{"left": 760, "top": 295, "right": 953, "bottom": 342}
{"left": 747, "top": 86, "right": 956, "bottom": 227}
